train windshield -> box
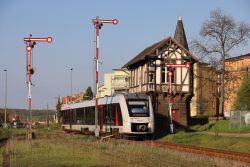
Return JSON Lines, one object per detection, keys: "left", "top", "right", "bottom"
{"left": 127, "top": 100, "right": 149, "bottom": 117}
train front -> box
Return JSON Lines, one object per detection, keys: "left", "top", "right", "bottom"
{"left": 121, "top": 94, "right": 154, "bottom": 135}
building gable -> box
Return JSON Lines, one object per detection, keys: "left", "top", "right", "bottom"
{"left": 123, "top": 37, "right": 198, "bottom": 69}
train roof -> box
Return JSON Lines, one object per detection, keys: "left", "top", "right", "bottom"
{"left": 61, "top": 93, "right": 149, "bottom": 111}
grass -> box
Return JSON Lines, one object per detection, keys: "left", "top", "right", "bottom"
{"left": 159, "top": 131, "right": 250, "bottom": 153}
{"left": 0, "top": 128, "right": 15, "bottom": 140}
{"left": 8, "top": 137, "right": 100, "bottom": 167}
{"left": 159, "top": 120, "right": 250, "bottom": 154}
{"left": 209, "top": 120, "right": 250, "bottom": 133}
{"left": 1, "top": 128, "right": 249, "bottom": 167}
{"left": 188, "top": 120, "right": 250, "bottom": 133}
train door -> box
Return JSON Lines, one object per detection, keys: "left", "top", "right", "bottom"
{"left": 113, "top": 103, "right": 122, "bottom": 126}
{"left": 61, "top": 110, "right": 64, "bottom": 124}
{"left": 115, "top": 104, "right": 119, "bottom": 127}
{"left": 99, "top": 105, "right": 105, "bottom": 132}
{"left": 70, "top": 109, "right": 72, "bottom": 130}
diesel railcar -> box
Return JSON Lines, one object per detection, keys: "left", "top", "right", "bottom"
{"left": 61, "top": 93, "right": 154, "bottom": 135}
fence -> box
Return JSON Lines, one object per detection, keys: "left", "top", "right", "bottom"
{"left": 229, "top": 110, "right": 250, "bottom": 129}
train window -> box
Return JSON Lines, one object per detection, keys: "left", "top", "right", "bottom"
{"left": 85, "top": 107, "right": 95, "bottom": 125}
{"left": 83, "top": 108, "right": 86, "bottom": 125}
{"left": 66, "top": 110, "right": 70, "bottom": 124}
{"left": 62, "top": 110, "right": 65, "bottom": 124}
{"left": 76, "top": 108, "right": 83, "bottom": 124}
{"left": 86, "top": 107, "right": 90, "bottom": 124}
{"left": 64, "top": 110, "right": 70, "bottom": 124}
{"left": 72, "top": 109, "right": 76, "bottom": 124}
{"left": 66, "top": 110, "right": 69, "bottom": 124}
{"left": 90, "top": 107, "right": 95, "bottom": 125}
{"left": 106, "top": 104, "right": 115, "bottom": 126}
{"left": 127, "top": 100, "right": 149, "bottom": 117}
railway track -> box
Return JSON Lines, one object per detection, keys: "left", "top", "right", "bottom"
{"left": 142, "top": 141, "right": 250, "bottom": 163}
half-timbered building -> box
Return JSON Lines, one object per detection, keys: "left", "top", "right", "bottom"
{"left": 123, "top": 17, "right": 198, "bottom": 134}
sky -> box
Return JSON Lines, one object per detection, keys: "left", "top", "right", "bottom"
{"left": 0, "top": 0, "right": 250, "bottom": 110}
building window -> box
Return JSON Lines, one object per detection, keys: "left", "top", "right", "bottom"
{"left": 113, "top": 76, "right": 125, "bottom": 83}
{"left": 149, "top": 72, "right": 155, "bottom": 83}
{"left": 144, "top": 71, "right": 147, "bottom": 84}
{"left": 161, "top": 67, "right": 175, "bottom": 83}
{"left": 132, "top": 70, "right": 135, "bottom": 86}
{"left": 135, "top": 69, "right": 138, "bottom": 85}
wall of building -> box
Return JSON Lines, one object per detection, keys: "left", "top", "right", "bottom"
{"left": 190, "top": 63, "right": 217, "bottom": 117}
{"left": 99, "top": 70, "right": 130, "bottom": 97}
{"left": 224, "top": 56, "right": 250, "bottom": 115}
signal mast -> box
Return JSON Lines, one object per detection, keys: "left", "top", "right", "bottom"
{"left": 23, "top": 35, "right": 52, "bottom": 138}
{"left": 92, "top": 16, "right": 118, "bottom": 137}
{"left": 164, "top": 63, "right": 190, "bottom": 133}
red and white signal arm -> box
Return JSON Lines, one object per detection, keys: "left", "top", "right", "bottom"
{"left": 24, "top": 37, "right": 53, "bottom": 43}
{"left": 93, "top": 19, "right": 118, "bottom": 25}
{"left": 165, "top": 63, "right": 191, "bottom": 68}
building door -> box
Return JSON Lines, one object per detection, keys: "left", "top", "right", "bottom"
{"left": 172, "top": 109, "right": 180, "bottom": 126}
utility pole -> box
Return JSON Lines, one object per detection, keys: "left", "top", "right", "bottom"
{"left": 23, "top": 35, "right": 52, "bottom": 139}
{"left": 70, "top": 68, "right": 73, "bottom": 130}
{"left": 70, "top": 68, "right": 73, "bottom": 101}
{"left": 164, "top": 63, "right": 190, "bottom": 133}
{"left": 3, "top": 69, "right": 7, "bottom": 128}
{"left": 92, "top": 16, "right": 118, "bottom": 137}
{"left": 47, "top": 103, "right": 50, "bottom": 130}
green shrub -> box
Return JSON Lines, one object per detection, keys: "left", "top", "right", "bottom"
{"left": 233, "top": 73, "right": 250, "bottom": 110}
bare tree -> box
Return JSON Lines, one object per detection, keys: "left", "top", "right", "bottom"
{"left": 191, "top": 9, "right": 250, "bottom": 116}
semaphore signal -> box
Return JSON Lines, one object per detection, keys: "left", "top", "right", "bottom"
{"left": 23, "top": 34, "right": 53, "bottom": 139}
{"left": 92, "top": 16, "right": 118, "bottom": 137}
{"left": 165, "top": 63, "right": 191, "bottom": 133}
{"left": 92, "top": 18, "right": 118, "bottom": 26}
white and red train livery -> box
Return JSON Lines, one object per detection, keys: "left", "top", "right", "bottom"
{"left": 61, "top": 93, "right": 154, "bottom": 135}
